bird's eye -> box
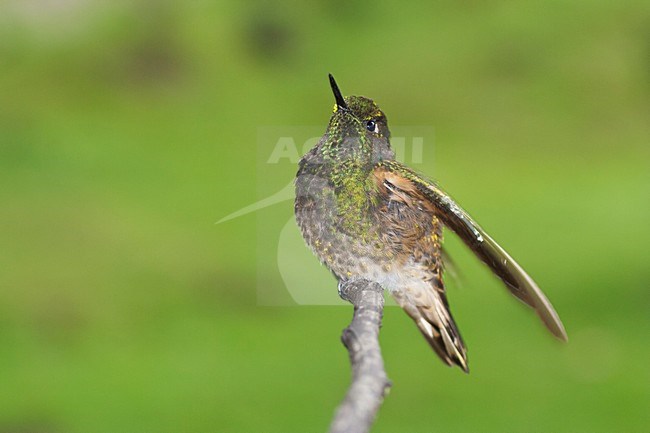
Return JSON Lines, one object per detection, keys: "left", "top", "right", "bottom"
{"left": 366, "top": 120, "right": 378, "bottom": 133}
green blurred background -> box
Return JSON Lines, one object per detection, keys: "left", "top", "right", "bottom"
{"left": 1, "top": 1, "right": 649, "bottom": 432}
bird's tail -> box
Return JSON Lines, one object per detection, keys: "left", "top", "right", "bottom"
{"left": 392, "top": 286, "right": 469, "bottom": 373}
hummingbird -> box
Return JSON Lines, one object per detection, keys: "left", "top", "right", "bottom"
{"left": 294, "top": 75, "right": 567, "bottom": 372}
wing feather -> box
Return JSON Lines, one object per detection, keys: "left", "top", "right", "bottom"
{"left": 376, "top": 160, "right": 568, "bottom": 341}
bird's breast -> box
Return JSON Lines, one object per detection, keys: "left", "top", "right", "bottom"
{"left": 295, "top": 170, "right": 443, "bottom": 286}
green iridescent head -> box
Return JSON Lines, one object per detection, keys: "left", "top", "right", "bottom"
{"left": 328, "top": 74, "right": 390, "bottom": 140}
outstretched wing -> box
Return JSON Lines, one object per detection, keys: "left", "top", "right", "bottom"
{"left": 375, "top": 160, "right": 568, "bottom": 341}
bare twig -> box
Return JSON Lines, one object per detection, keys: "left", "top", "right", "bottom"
{"left": 329, "top": 279, "right": 391, "bottom": 433}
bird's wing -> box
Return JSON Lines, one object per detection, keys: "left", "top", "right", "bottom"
{"left": 373, "top": 160, "right": 567, "bottom": 341}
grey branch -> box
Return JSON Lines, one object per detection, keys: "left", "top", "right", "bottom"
{"left": 329, "top": 280, "right": 392, "bottom": 433}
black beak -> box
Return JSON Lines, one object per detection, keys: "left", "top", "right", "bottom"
{"left": 328, "top": 74, "right": 348, "bottom": 110}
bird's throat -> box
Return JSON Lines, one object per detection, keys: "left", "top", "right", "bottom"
{"left": 330, "top": 162, "right": 378, "bottom": 240}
